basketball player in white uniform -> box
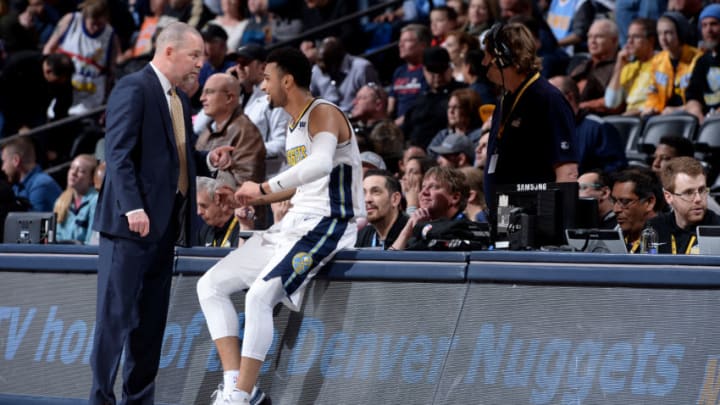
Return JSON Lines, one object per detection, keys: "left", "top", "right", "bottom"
{"left": 196, "top": 47, "right": 365, "bottom": 405}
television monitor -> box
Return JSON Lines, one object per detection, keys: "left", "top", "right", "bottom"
{"left": 494, "top": 182, "right": 584, "bottom": 249}
{"left": 565, "top": 228, "right": 628, "bottom": 253}
{"left": 3, "top": 212, "right": 56, "bottom": 244}
{"left": 697, "top": 226, "right": 720, "bottom": 255}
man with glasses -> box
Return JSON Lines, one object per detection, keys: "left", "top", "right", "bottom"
{"left": 647, "top": 157, "right": 720, "bottom": 254}
{"left": 197, "top": 73, "right": 266, "bottom": 189}
{"left": 610, "top": 168, "right": 661, "bottom": 253}
{"left": 578, "top": 169, "right": 616, "bottom": 228}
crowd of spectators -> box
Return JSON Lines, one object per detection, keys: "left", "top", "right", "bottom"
{"left": 1, "top": 0, "right": 720, "bottom": 254}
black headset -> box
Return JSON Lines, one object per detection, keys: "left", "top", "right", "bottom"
{"left": 486, "top": 23, "right": 514, "bottom": 69}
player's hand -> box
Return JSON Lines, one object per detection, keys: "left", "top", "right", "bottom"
{"left": 209, "top": 145, "right": 234, "bottom": 169}
{"left": 127, "top": 210, "right": 150, "bottom": 237}
{"left": 235, "top": 181, "right": 261, "bottom": 206}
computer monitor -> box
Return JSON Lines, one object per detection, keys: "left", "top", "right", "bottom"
{"left": 565, "top": 228, "right": 628, "bottom": 253}
{"left": 697, "top": 226, "right": 720, "bottom": 255}
{"left": 3, "top": 212, "right": 56, "bottom": 244}
{"left": 494, "top": 182, "right": 581, "bottom": 249}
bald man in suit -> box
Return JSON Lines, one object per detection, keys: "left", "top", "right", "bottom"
{"left": 90, "top": 22, "right": 232, "bottom": 405}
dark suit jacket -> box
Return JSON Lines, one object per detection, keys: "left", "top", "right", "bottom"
{"left": 94, "top": 64, "right": 208, "bottom": 245}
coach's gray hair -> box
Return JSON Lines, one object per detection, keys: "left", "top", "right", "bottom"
{"left": 155, "top": 21, "right": 200, "bottom": 52}
{"left": 196, "top": 176, "right": 220, "bottom": 199}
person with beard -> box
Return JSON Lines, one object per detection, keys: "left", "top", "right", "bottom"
{"left": 685, "top": 4, "right": 720, "bottom": 123}
{"left": 647, "top": 157, "right": 720, "bottom": 254}
{"left": 196, "top": 46, "right": 364, "bottom": 405}
{"left": 356, "top": 170, "right": 408, "bottom": 249}
{"left": 0, "top": 137, "right": 61, "bottom": 211}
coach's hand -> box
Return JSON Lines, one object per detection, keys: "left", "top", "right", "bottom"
{"left": 127, "top": 210, "right": 150, "bottom": 237}
{"left": 209, "top": 145, "right": 235, "bottom": 170}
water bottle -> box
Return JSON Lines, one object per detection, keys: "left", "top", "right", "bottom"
{"left": 640, "top": 226, "right": 658, "bottom": 254}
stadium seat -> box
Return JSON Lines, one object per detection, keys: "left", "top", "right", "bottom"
{"left": 696, "top": 117, "right": 720, "bottom": 188}
{"left": 603, "top": 115, "right": 644, "bottom": 162}
{"left": 695, "top": 117, "right": 720, "bottom": 152}
{"left": 638, "top": 113, "right": 698, "bottom": 154}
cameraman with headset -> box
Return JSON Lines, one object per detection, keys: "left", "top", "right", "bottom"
{"left": 481, "top": 22, "right": 579, "bottom": 228}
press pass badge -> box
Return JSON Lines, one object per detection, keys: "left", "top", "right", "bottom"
{"left": 488, "top": 153, "right": 498, "bottom": 174}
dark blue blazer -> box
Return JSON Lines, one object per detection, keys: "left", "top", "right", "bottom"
{"left": 94, "top": 64, "right": 208, "bottom": 244}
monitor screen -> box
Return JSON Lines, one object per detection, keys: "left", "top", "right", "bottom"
{"left": 494, "top": 182, "right": 579, "bottom": 249}
{"left": 2, "top": 212, "right": 56, "bottom": 244}
{"left": 697, "top": 226, "right": 720, "bottom": 255}
{"left": 565, "top": 228, "right": 628, "bottom": 253}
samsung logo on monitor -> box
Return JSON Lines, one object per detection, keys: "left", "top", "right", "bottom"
{"left": 515, "top": 183, "right": 548, "bottom": 192}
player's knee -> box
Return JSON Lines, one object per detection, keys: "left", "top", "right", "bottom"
{"left": 245, "top": 282, "right": 274, "bottom": 311}
{"left": 196, "top": 272, "right": 215, "bottom": 301}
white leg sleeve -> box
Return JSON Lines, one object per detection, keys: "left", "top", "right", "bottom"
{"left": 197, "top": 235, "right": 272, "bottom": 340}
{"left": 240, "top": 275, "right": 287, "bottom": 361}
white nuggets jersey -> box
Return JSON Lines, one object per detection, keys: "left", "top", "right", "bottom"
{"left": 58, "top": 12, "right": 114, "bottom": 115}
{"left": 284, "top": 99, "right": 365, "bottom": 220}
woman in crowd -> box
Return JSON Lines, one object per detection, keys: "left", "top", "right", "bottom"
{"left": 208, "top": 0, "right": 247, "bottom": 51}
{"left": 464, "top": 0, "right": 498, "bottom": 36}
{"left": 427, "top": 88, "right": 483, "bottom": 158}
{"left": 53, "top": 154, "right": 98, "bottom": 244}
{"left": 442, "top": 30, "right": 479, "bottom": 82}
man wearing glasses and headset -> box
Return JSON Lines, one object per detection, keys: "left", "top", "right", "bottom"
{"left": 647, "top": 157, "right": 720, "bottom": 254}
{"left": 610, "top": 168, "right": 662, "bottom": 253}
{"left": 578, "top": 169, "right": 617, "bottom": 229}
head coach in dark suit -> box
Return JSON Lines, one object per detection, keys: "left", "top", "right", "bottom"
{"left": 89, "top": 21, "right": 233, "bottom": 405}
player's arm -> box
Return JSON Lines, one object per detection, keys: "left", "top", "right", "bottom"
{"left": 266, "top": 103, "right": 345, "bottom": 192}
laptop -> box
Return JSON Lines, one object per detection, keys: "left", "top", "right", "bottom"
{"left": 565, "top": 228, "right": 628, "bottom": 254}
{"left": 697, "top": 226, "right": 720, "bottom": 255}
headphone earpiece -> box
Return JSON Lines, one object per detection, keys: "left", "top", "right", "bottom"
{"left": 487, "top": 23, "right": 513, "bottom": 69}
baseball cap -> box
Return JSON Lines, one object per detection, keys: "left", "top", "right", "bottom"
{"left": 232, "top": 43, "right": 267, "bottom": 62}
{"left": 360, "top": 151, "right": 387, "bottom": 170}
{"left": 429, "top": 134, "right": 474, "bottom": 159}
{"left": 423, "top": 47, "right": 450, "bottom": 74}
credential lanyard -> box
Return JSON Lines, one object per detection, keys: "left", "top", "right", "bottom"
{"left": 671, "top": 234, "right": 696, "bottom": 255}
{"left": 214, "top": 217, "right": 239, "bottom": 247}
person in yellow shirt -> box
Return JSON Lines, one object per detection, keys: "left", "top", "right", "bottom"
{"left": 642, "top": 12, "right": 703, "bottom": 116}
{"left": 604, "top": 18, "right": 657, "bottom": 116}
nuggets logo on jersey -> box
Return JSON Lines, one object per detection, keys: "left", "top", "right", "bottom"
{"left": 286, "top": 145, "right": 307, "bottom": 167}
{"left": 292, "top": 252, "right": 313, "bottom": 274}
